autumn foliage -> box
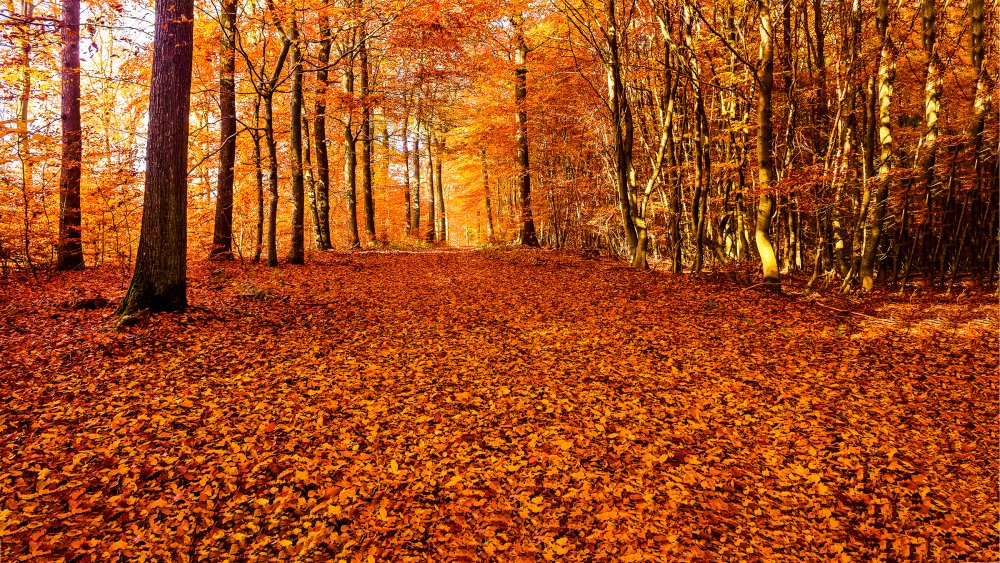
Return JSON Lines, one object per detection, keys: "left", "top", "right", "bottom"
{"left": 2, "top": 250, "right": 997, "bottom": 560}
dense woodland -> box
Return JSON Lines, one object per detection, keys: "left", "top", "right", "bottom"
{"left": 1, "top": 0, "right": 997, "bottom": 306}
{"left": 2, "top": 0, "right": 999, "bottom": 559}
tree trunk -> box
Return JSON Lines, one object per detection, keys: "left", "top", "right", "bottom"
{"left": 252, "top": 97, "right": 264, "bottom": 263}
{"left": 287, "top": 18, "right": 305, "bottom": 264}
{"left": 859, "top": 0, "right": 894, "bottom": 291}
{"left": 117, "top": 0, "right": 194, "bottom": 315}
{"left": 359, "top": 25, "right": 376, "bottom": 242}
{"left": 305, "top": 116, "right": 324, "bottom": 249}
{"left": 344, "top": 56, "right": 360, "bottom": 248}
{"left": 264, "top": 91, "right": 280, "bottom": 266}
{"left": 314, "top": 18, "right": 332, "bottom": 249}
{"left": 426, "top": 128, "right": 436, "bottom": 243}
{"left": 513, "top": 13, "right": 539, "bottom": 246}
{"left": 435, "top": 135, "right": 446, "bottom": 242}
{"left": 403, "top": 112, "right": 412, "bottom": 235}
{"left": 57, "top": 0, "right": 84, "bottom": 270}
{"left": 483, "top": 147, "right": 494, "bottom": 241}
{"left": 209, "top": 0, "right": 237, "bottom": 260}
{"left": 755, "top": 0, "right": 781, "bottom": 286}
{"left": 412, "top": 114, "right": 421, "bottom": 233}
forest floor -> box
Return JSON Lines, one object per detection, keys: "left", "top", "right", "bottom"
{"left": 1, "top": 249, "right": 997, "bottom": 561}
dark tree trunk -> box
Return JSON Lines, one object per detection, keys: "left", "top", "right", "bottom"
{"left": 359, "top": 27, "right": 376, "bottom": 242}
{"left": 287, "top": 17, "right": 305, "bottom": 264}
{"left": 483, "top": 147, "right": 494, "bottom": 240}
{"left": 513, "top": 13, "right": 538, "bottom": 246}
{"left": 412, "top": 115, "right": 421, "bottom": 233}
{"left": 314, "top": 18, "right": 332, "bottom": 249}
{"left": 344, "top": 57, "right": 360, "bottom": 248}
{"left": 209, "top": 0, "right": 237, "bottom": 260}
{"left": 403, "top": 112, "right": 412, "bottom": 235}
{"left": 117, "top": 0, "right": 194, "bottom": 315}
{"left": 435, "top": 135, "right": 445, "bottom": 242}
{"left": 57, "top": 0, "right": 84, "bottom": 270}
{"left": 426, "top": 128, "right": 436, "bottom": 243}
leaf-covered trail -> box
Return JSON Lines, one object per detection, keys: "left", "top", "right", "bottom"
{"left": 1, "top": 250, "right": 997, "bottom": 561}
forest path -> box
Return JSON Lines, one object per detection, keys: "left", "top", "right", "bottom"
{"left": 1, "top": 249, "right": 997, "bottom": 560}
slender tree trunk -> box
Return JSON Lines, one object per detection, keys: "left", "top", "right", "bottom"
{"left": 264, "top": 91, "right": 280, "bottom": 266}
{"left": 483, "top": 147, "right": 494, "bottom": 241}
{"left": 253, "top": 96, "right": 264, "bottom": 263}
{"left": 412, "top": 114, "right": 421, "bottom": 233}
{"left": 210, "top": 0, "right": 237, "bottom": 259}
{"left": 287, "top": 18, "right": 305, "bottom": 264}
{"left": 426, "top": 128, "right": 436, "bottom": 242}
{"left": 305, "top": 116, "right": 324, "bottom": 249}
{"left": 344, "top": 55, "right": 360, "bottom": 248}
{"left": 117, "top": 0, "right": 194, "bottom": 315}
{"left": 755, "top": 0, "right": 781, "bottom": 286}
{"left": 513, "top": 13, "right": 539, "bottom": 246}
{"left": 435, "top": 135, "right": 446, "bottom": 242}
{"left": 314, "top": 18, "right": 332, "bottom": 249}
{"left": 860, "top": 0, "right": 894, "bottom": 291}
{"left": 359, "top": 24, "right": 376, "bottom": 242}
{"left": 57, "top": 0, "right": 84, "bottom": 270}
{"left": 403, "top": 112, "right": 412, "bottom": 235}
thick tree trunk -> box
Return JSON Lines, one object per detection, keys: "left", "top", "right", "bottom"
{"left": 210, "top": 0, "right": 237, "bottom": 260}
{"left": 755, "top": 0, "right": 781, "bottom": 286}
{"left": 287, "top": 18, "right": 305, "bottom": 264}
{"left": 314, "top": 18, "right": 332, "bottom": 249}
{"left": 57, "top": 0, "right": 84, "bottom": 270}
{"left": 117, "top": 0, "right": 194, "bottom": 315}
{"left": 513, "top": 13, "right": 539, "bottom": 246}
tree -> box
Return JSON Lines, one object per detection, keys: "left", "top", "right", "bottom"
{"left": 754, "top": 0, "right": 780, "bottom": 287}
{"left": 56, "top": 0, "right": 84, "bottom": 270}
{"left": 117, "top": 0, "right": 195, "bottom": 315}
{"left": 512, "top": 12, "right": 538, "bottom": 246}
{"left": 209, "top": 0, "right": 237, "bottom": 260}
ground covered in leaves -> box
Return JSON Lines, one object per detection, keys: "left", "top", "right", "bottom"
{"left": 1, "top": 249, "right": 997, "bottom": 561}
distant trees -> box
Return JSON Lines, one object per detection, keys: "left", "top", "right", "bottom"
{"left": 1, "top": 0, "right": 994, "bottom": 295}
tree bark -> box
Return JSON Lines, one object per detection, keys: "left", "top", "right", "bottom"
{"left": 359, "top": 24, "right": 376, "bottom": 242}
{"left": 117, "top": 0, "right": 194, "bottom": 315}
{"left": 344, "top": 52, "right": 360, "bottom": 248}
{"left": 287, "top": 17, "right": 305, "bottom": 264}
{"left": 412, "top": 113, "right": 421, "bottom": 233}
{"left": 859, "top": 0, "right": 894, "bottom": 291}
{"left": 403, "top": 112, "right": 412, "bottom": 235}
{"left": 57, "top": 0, "right": 84, "bottom": 270}
{"left": 755, "top": 0, "right": 781, "bottom": 286}
{"left": 435, "top": 135, "right": 446, "bottom": 242}
{"left": 314, "top": 18, "right": 332, "bottom": 249}
{"left": 210, "top": 0, "right": 237, "bottom": 260}
{"left": 513, "top": 12, "right": 539, "bottom": 246}
{"left": 426, "top": 128, "right": 436, "bottom": 242}
{"left": 483, "top": 147, "right": 494, "bottom": 241}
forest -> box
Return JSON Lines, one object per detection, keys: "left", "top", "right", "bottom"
{"left": 1, "top": 0, "right": 998, "bottom": 559}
